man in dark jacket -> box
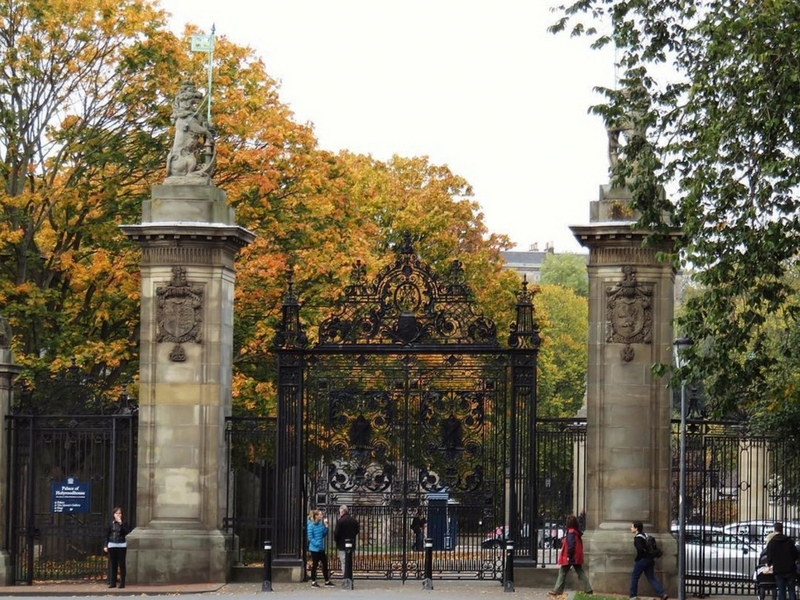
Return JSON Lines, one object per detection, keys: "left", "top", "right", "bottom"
{"left": 334, "top": 505, "right": 360, "bottom": 573}
{"left": 766, "top": 522, "right": 799, "bottom": 600}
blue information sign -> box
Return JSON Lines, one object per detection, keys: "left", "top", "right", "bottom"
{"left": 51, "top": 478, "right": 90, "bottom": 513}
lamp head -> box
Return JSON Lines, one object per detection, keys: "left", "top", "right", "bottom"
{"left": 673, "top": 337, "right": 694, "bottom": 369}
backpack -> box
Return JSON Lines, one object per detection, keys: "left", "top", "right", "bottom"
{"left": 643, "top": 534, "right": 663, "bottom": 558}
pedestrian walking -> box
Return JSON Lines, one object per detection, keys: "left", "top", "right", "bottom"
{"left": 548, "top": 514, "right": 593, "bottom": 595}
{"left": 103, "top": 507, "right": 131, "bottom": 589}
{"left": 333, "top": 504, "right": 360, "bottom": 573}
{"left": 307, "top": 509, "right": 334, "bottom": 587}
{"left": 630, "top": 521, "right": 667, "bottom": 600}
{"left": 766, "top": 522, "right": 799, "bottom": 600}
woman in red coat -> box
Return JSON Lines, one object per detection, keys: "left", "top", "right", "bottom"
{"left": 549, "top": 514, "right": 594, "bottom": 595}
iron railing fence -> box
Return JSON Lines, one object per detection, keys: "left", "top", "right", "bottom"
{"left": 225, "top": 413, "right": 800, "bottom": 593}
{"left": 671, "top": 418, "right": 800, "bottom": 597}
{"left": 5, "top": 414, "right": 137, "bottom": 583}
{"left": 224, "top": 416, "right": 276, "bottom": 566}
{"left": 536, "top": 417, "right": 588, "bottom": 566}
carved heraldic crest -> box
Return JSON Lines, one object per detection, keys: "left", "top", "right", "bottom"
{"left": 605, "top": 266, "right": 653, "bottom": 362}
{"left": 156, "top": 266, "right": 203, "bottom": 362}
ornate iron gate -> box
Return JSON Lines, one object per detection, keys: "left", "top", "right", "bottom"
{"left": 5, "top": 366, "right": 137, "bottom": 584}
{"left": 273, "top": 236, "right": 539, "bottom": 580}
{"left": 305, "top": 352, "right": 508, "bottom": 579}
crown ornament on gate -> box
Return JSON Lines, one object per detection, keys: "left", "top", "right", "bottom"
{"left": 317, "top": 234, "right": 497, "bottom": 346}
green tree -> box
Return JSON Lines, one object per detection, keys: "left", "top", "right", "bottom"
{"left": 551, "top": 0, "right": 800, "bottom": 418}
{"left": 540, "top": 253, "right": 588, "bottom": 297}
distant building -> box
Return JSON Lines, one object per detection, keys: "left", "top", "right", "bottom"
{"left": 500, "top": 242, "right": 556, "bottom": 282}
{"left": 503, "top": 243, "right": 684, "bottom": 307}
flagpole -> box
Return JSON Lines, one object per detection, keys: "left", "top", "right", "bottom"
{"left": 191, "top": 27, "right": 215, "bottom": 125}
{"left": 207, "top": 24, "right": 215, "bottom": 125}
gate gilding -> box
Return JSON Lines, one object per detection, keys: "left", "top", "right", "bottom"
{"left": 273, "top": 236, "right": 540, "bottom": 580}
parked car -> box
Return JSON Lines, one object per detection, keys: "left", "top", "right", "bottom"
{"left": 482, "top": 522, "right": 565, "bottom": 550}
{"left": 723, "top": 521, "right": 800, "bottom": 545}
{"left": 536, "top": 522, "right": 565, "bottom": 549}
{"left": 481, "top": 523, "right": 533, "bottom": 549}
{"left": 673, "top": 524, "right": 760, "bottom": 580}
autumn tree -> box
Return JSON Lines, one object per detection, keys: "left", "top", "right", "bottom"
{"left": 0, "top": 0, "right": 183, "bottom": 386}
{"left": 232, "top": 150, "right": 520, "bottom": 414}
{"left": 0, "top": 0, "right": 523, "bottom": 416}
{"left": 551, "top": 0, "right": 800, "bottom": 421}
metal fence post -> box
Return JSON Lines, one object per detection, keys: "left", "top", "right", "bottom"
{"left": 422, "top": 537, "right": 434, "bottom": 590}
{"left": 343, "top": 539, "right": 354, "bottom": 590}
{"left": 503, "top": 539, "right": 515, "bottom": 593}
{"left": 261, "top": 541, "right": 273, "bottom": 592}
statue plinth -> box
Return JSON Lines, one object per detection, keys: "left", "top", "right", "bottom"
{"left": 121, "top": 181, "right": 253, "bottom": 584}
{"left": 591, "top": 184, "right": 636, "bottom": 222}
{"left": 144, "top": 185, "right": 234, "bottom": 225}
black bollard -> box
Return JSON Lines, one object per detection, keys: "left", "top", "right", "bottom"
{"left": 343, "top": 539, "right": 354, "bottom": 590}
{"left": 262, "top": 541, "right": 273, "bottom": 592}
{"left": 422, "top": 537, "right": 434, "bottom": 590}
{"left": 503, "top": 539, "right": 515, "bottom": 593}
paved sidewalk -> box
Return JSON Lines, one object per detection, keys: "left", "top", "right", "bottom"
{"left": 0, "top": 580, "right": 561, "bottom": 598}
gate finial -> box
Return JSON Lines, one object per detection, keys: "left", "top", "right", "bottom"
{"left": 275, "top": 265, "right": 307, "bottom": 349}
{"left": 508, "top": 276, "right": 541, "bottom": 350}
{"left": 399, "top": 231, "right": 414, "bottom": 255}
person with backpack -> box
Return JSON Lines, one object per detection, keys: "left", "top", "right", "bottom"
{"left": 548, "top": 514, "right": 594, "bottom": 596}
{"left": 630, "top": 521, "right": 668, "bottom": 600}
{"left": 765, "top": 521, "right": 799, "bottom": 600}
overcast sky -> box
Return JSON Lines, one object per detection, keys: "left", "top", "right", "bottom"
{"left": 160, "top": 0, "right": 615, "bottom": 253}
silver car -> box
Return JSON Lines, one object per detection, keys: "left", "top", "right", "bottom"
{"left": 723, "top": 520, "right": 800, "bottom": 545}
{"left": 673, "top": 525, "right": 760, "bottom": 580}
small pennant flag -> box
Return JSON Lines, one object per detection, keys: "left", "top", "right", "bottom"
{"left": 191, "top": 34, "right": 214, "bottom": 53}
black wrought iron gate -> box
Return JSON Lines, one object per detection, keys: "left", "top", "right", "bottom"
{"left": 305, "top": 352, "right": 508, "bottom": 579}
{"left": 5, "top": 369, "right": 137, "bottom": 584}
{"left": 272, "top": 236, "right": 539, "bottom": 581}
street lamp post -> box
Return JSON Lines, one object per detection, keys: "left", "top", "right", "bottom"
{"left": 673, "top": 337, "right": 693, "bottom": 600}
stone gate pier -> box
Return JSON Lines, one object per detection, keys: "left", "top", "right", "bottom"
{"left": 570, "top": 181, "right": 680, "bottom": 595}
{"left": 120, "top": 82, "right": 254, "bottom": 584}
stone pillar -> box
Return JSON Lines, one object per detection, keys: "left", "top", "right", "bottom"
{"left": 121, "top": 184, "right": 254, "bottom": 583}
{"left": 570, "top": 183, "right": 680, "bottom": 595}
{"left": 738, "top": 441, "right": 769, "bottom": 522}
{"left": 0, "top": 328, "right": 21, "bottom": 585}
